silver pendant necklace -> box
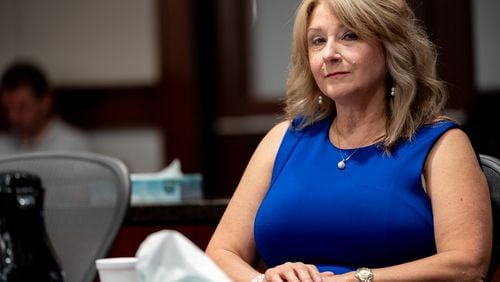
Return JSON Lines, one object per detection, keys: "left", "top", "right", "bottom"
{"left": 333, "top": 120, "right": 360, "bottom": 170}
{"left": 333, "top": 119, "right": 385, "bottom": 170}
{"left": 337, "top": 148, "right": 359, "bottom": 170}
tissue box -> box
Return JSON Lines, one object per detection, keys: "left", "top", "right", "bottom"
{"left": 131, "top": 174, "right": 203, "bottom": 204}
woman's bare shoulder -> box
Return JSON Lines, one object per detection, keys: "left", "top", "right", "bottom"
{"left": 424, "top": 127, "right": 483, "bottom": 186}
{"left": 267, "top": 120, "right": 291, "bottom": 139}
{"left": 254, "top": 120, "right": 291, "bottom": 157}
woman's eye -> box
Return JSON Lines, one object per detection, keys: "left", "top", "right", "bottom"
{"left": 342, "top": 31, "right": 359, "bottom": 41}
{"left": 309, "top": 36, "right": 326, "bottom": 46}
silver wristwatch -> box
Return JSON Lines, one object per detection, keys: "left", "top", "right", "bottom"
{"left": 355, "top": 267, "right": 373, "bottom": 282}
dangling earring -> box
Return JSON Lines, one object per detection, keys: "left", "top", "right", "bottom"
{"left": 318, "top": 95, "right": 323, "bottom": 105}
{"left": 390, "top": 86, "right": 395, "bottom": 97}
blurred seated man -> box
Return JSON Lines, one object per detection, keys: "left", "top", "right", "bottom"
{"left": 0, "top": 61, "right": 90, "bottom": 156}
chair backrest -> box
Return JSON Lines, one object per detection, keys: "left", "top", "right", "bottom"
{"left": 480, "top": 154, "right": 500, "bottom": 280}
{"left": 0, "top": 152, "right": 130, "bottom": 282}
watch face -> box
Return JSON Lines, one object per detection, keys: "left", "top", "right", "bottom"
{"left": 356, "top": 267, "right": 373, "bottom": 280}
{"left": 359, "top": 269, "right": 371, "bottom": 277}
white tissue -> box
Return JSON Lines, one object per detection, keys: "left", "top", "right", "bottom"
{"left": 131, "top": 158, "right": 183, "bottom": 181}
{"left": 136, "top": 230, "right": 232, "bottom": 282}
{"left": 130, "top": 159, "right": 185, "bottom": 204}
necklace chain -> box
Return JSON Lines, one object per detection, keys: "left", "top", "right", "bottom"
{"left": 334, "top": 121, "right": 355, "bottom": 170}
{"left": 337, "top": 148, "right": 358, "bottom": 170}
{"left": 333, "top": 120, "right": 385, "bottom": 170}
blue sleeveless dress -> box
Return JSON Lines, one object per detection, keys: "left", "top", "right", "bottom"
{"left": 254, "top": 116, "right": 457, "bottom": 274}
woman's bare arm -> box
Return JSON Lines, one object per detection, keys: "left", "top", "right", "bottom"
{"left": 206, "top": 121, "right": 290, "bottom": 281}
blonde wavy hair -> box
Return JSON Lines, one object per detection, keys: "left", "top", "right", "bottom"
{"left": 285, "top": 0, "right": 447, "bottom": 151}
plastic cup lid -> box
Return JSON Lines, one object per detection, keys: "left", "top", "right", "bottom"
{"left": 96, "top": 257, "right": 138, "bottom": 270}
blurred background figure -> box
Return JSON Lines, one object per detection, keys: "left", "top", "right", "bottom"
{"left": 0, "top": 61, "right": 90, "bottom": 156}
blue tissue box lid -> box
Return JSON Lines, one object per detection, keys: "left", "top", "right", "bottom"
{"left": 131, "top": 174, "right": 203, "bottom": 204}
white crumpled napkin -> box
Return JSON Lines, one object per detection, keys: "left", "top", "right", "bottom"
{"left": 136, "top": 230, "right": 232, "bottom": 282}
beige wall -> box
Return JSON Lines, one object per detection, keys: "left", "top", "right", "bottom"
{"left": 473, "top": 0, "right": 500, "bottom": 91}
{"left": 0, "top": 0, "right": 158, "bottom": 87}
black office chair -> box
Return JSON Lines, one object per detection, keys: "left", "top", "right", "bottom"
{"left": 0, "top": 152, "right": 130, "bottom": 282}
{"left": 480, "top": 154, "right": 500, "bottom": 281}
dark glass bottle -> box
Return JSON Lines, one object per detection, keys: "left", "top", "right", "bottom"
{"left": 0, "top": 171, "right": 64, "bottom": 282}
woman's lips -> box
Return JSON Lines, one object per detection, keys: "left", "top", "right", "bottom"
{"left": 326, "top": 71, "right": 349, "bottom": 78}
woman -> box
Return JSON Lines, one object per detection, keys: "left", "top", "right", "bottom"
{"left": 206, "top": 0, "right": 492, "bottom": 281}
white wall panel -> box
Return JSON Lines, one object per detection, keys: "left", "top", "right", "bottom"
{"left": 473, "top": 0, "right": 500, "bottom": 91}
{"left": 251, "top": 0, "right": 300, "bottom": 101}
{"left": 0, "top": 0, "right": 158, "bottom": 86}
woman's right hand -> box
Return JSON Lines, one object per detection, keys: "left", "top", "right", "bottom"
{"left": 262, "top": 262, "right": 332, "bottom": 282}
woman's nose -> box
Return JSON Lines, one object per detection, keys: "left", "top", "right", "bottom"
{"left": 322, "top": 39, "right": 341, "bottom": 63}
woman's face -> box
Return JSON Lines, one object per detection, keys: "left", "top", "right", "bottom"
{"left": 307, "top": 3, "right": 387, "bottom": 104}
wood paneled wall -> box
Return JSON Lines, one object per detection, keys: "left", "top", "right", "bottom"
{"left": 5, "top": 0, "right": 494, "bottom": 198}
{"left": 209, "top": 0, "right": 480, "bottom": 197}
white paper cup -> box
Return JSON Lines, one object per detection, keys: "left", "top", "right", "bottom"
{"left": 96, "top": 257, "right": 138, "bottom": 282}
